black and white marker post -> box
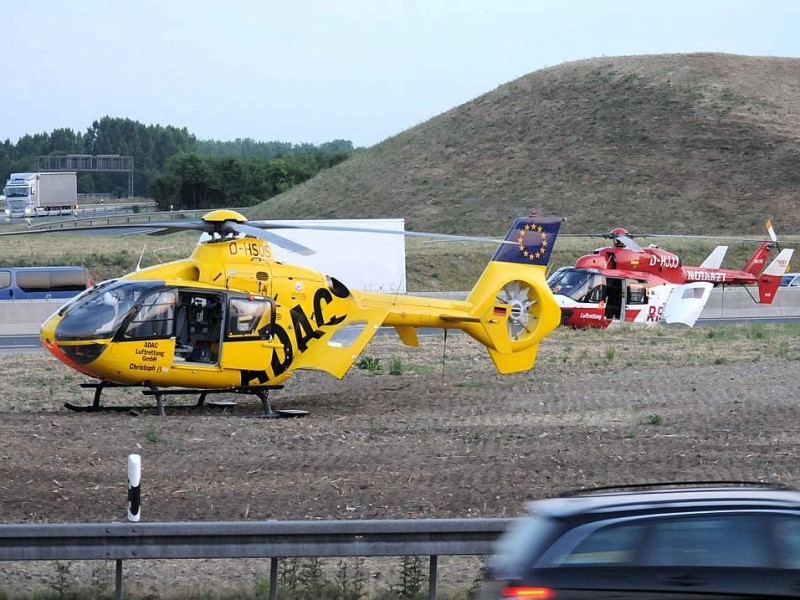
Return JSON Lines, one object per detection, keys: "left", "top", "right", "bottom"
{"left": 116, "top": 453, "right": 142, "bottom": 600}
{"left": 127, "top": 453, "right": 142, "bottom": 522}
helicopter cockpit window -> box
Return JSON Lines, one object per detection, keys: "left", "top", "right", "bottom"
{"left": 586, "top": 281, "right": 607, "bottom": 303}
{"left": 123, "top": 289, "right": 177, "bottom": 340}
{"left": 547, "top": 268, "right": 596, "bottom": 301}
{"left": 226, "top": 297, "right": 273, "bottom": 338}
{"left": 54, "top": 280, "right": 163, "bottom": 341}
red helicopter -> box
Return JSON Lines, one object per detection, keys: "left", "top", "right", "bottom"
{"left": 547, "top": 222, "right": 794, "bottom": 328}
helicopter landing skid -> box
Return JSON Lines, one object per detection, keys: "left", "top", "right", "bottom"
{"left": 66, "top": 382, "right": 307, "bottom": 418}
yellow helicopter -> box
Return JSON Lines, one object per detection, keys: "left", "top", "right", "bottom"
{"left": 21, "top": 209, "right": 563, "bottom": 416}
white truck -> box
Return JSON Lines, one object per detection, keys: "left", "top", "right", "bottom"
{"left": 3, "top": 172, "right": 78, "bottom": 218}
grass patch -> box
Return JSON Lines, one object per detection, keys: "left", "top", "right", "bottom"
{"left": 7, "top": 555, "right": 483, "bottom": 600}
{"left": 355, "top": 355, "right": 382, "bottom": 373}
{"left": 144, "top": 426, "right": 164, "bottom": 444}
{"left": 388, "top": 356, "right": 407, "bottom": 375}
{"left": 645, "top": 414, "right": 663, "bottom": 426}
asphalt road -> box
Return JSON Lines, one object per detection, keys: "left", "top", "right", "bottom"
{"left": 0, "top": 334, "right": 43, "bottom": 353}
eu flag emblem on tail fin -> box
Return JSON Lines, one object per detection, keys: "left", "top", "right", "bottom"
{"left": 491, "top": 216, "right": 563, "bottom": 266}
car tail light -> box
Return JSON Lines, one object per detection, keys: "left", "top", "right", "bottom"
{"left": 500, "top": 586, "right": 556, "bottom": 598}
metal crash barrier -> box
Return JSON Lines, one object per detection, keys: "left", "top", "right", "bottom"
{"left": 0, "top": 518, "right": 512, "bottom": 600}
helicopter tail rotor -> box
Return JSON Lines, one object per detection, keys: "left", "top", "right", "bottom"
{"left": 496, "top": 280, "right": 538, "bottom": 342}
{"left": 459, "top": 215, "right": 563, "bottom": 374}
{"left": 766, "top": 220, "right": 778, "bottom": 245}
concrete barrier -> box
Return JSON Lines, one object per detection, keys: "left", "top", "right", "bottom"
{"left": 0, "top": 299, "right": 64, "bottom": 335}
{"left": 701, "top": 287, "right": 800, "bottom": 320}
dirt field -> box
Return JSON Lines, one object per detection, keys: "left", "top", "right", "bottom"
{"left": 1, "top": 323, "right": 799, "bottom": 596}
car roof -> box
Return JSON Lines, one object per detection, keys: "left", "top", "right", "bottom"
{"left": 526, "top": 485, "right": 800, "bottom": 518}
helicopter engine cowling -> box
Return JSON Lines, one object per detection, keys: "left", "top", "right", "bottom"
{"left": 576, "top": 253, "right": 613, "bottom": 269}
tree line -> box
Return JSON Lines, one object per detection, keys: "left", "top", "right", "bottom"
{"left": 0, "top": 117, "right": 357, "bottom": 210}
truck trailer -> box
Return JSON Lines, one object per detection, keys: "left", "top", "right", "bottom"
{"left": 268, "top": 218, "right": 408, "bottom": 292}
{"left": 3, "top": 172, "right": 78, "bottom": 218}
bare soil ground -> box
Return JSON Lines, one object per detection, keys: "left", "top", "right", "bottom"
{"left": 1, "top": 324, "right": 799, "bottom": 596}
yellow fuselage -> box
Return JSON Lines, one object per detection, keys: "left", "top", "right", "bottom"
{"left": 41, "top": 229, "right": 561, "bottom": 390}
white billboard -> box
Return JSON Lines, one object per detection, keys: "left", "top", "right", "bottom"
{"left": 265, "top": 218, "right": 407, "bottom": 293}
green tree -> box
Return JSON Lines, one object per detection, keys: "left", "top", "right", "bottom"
{"left": 3, "top": 118, "right": 353, "bottom": 205}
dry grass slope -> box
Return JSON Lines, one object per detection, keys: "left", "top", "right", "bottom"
{"left": 251, "top": 53, "right": 800, "bottom": 237}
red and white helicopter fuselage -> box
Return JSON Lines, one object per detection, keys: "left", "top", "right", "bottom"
{"left": 548, "top": 228, "right": 794, "bottom": 328}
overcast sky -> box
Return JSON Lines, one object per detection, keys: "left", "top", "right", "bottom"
{"left": 4, "top": 0, "right": 799, "bottom": 148}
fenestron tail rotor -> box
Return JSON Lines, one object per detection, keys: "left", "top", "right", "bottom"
{"left": 497, "top": 280, "right": 538, "bottom": 341}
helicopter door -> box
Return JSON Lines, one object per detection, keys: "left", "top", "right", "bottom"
{"left": 172, "top": 291, "right": 224, "bottom": 365}
{"left": 220, "top": 295, "right": 276, "bottom": 372}
{"left": 604, "top": 277, "right": 626, "bottom": 320}
{"left": 122, "top": 289, "right": 177, "bottom": 340}
{"left": 118, "top": 288, "right": 178, "bottom": 372}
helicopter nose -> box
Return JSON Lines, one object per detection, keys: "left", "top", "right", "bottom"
{"left": 40, "top": 314, "right": 105, "bottom": 377}
{"left": 40, "top": 314, "right": 74, "bottom": 366}
{"left": 40, "top": 314, "right": 59, "bottom": 355}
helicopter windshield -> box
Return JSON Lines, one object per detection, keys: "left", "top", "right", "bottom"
{"left": 547, "top": 268, "right": 598, "bottom": 301}
{"left": 55, "top": 280, "right": 164, "bottom": 341}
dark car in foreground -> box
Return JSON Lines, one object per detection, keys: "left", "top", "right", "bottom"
{"left": 483, "top": 483, "right": 800, "bottom": 599}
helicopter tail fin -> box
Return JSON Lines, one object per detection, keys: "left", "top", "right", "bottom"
{"left": 743, "top": 241, "right": 772, "bottom": 276}
{"left": 699, "top": 246, "right": 728, "bottom": 269}
{"left": 756, "top": 248, "right": 794, "bottom": 303}
{"left": 460, "top": 215, "right": 563, "bottom": 374}
{"left": 743, "top": 220, "right": 782, "bottom": 276}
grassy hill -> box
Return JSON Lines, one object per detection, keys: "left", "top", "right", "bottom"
{"left": 250, "top": 53, "right": 800, "bottom": 238}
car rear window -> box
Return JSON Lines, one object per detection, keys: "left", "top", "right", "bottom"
{"left": 771, "top": 514, "right": 800, "bottom": 568}
{"left": 640, "top": 513, "right": 770, "bottom": 568}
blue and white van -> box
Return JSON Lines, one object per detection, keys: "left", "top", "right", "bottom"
{"left": 0, "top": 266, "right": 93, "bottom": 300}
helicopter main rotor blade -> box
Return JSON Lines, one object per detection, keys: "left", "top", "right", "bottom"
{"left": 5, "top": 220, "right": 214, "bottom": 237}
{"left": 559, "top": 231, "right": 771, "bottom": 244}
{"left": 638, "top": 233, "right": 768, "bottom": 243}
{"left": 5, "top": 217, "right": 318, "bottom": 255}
{"left": 4, "top": 211, "right": 522, "bottom": 250}
{"left": 228, "top": 223, "right": 315, "bottom": 255}
{"left": 17, "top": 219, "right": 507, "bottom": 245}
{"left": 246, "top": 220, "right": 507, "bottom": 244}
